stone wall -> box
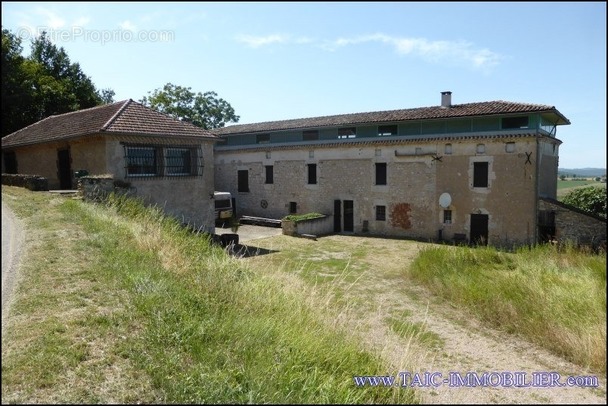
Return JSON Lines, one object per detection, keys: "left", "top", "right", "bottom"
{"left": 539, "top": 198, "right": 607, "bottom": 248}
{"left": 282, "top": 215, "right": 333, "bottom": 237}
{"left": 1, "top": 173, "right": 49, "bottom": 191}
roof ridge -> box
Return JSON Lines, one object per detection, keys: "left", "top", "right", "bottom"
{"left": 101, "top": 99, "right": 132, "bottom": 131}
{"left": 219, "top": 100, "right": 556, "bottom": 131}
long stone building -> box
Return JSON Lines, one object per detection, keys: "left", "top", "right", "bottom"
{"left": 214, "top": 92, "right": 573, "bottom": 247}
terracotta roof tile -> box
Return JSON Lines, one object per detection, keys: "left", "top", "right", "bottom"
{"left": 1, "top": 99, "right": 217, "bottom": 148}
{"left": 214, "top": 100, "right": 570, "bottom": 136}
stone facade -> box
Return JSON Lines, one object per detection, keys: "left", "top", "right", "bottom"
{"left": 539, "top": 198, "right": 607, "bottom": 248}
{"left": 5, "top": 134, "right": 217, "bottom": 233}
{"left": 215, "top": 136, "right": 558, "bottom": 247}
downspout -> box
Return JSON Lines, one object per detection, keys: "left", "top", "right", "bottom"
{"left": 533, "top": 119, "right": 540, "bottom": 246}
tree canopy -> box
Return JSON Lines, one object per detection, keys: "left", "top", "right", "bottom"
{"left": 1, "top": 29, "right": 113, "bottom": 137}
{"left": 562, "top": 186, "right": 607, "bottom": 219}
{"left": 141, "top": 83, "right": 239, "bottom": 130}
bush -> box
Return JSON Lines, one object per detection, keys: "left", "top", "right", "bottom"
{"left": 562, "top": 186, "right": 607, "bottom": 219}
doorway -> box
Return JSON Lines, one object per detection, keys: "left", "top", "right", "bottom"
{"left": 470, "top": 213, "right": 488, "bottom": 245}
{"left": 57, "top": 148, "right": 72, "bottom": 189}
{"left": 343, "top": 200, "right": 354, "bottom": 232}
{"left": 333, "top": 200, "right": 342, "bottom": 232}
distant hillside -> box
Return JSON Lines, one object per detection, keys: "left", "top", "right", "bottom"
{"left": 558, "top": 168, "right": 606, "bottom": 177}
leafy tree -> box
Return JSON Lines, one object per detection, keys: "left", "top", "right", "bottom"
{"left": 141, "top": 83, "right": 239, "bottom": 129}
{"left": 562, "top": 186, "right": 607, "bottom": 219}
{"left": 99, "top": 88, "right": 116, "bottom": 104}
{"left": 559, "top": 174, "right": 566, "bottom": 181}
{"left": 1, "top": 29, "right": 113, "bottom": 136}
{"left": 1, "top": 29, "right": 33, "bottom": 136}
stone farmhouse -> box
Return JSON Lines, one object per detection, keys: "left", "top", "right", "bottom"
{"left": 1, "top": 99, "right": 218, "bottom": 233}
{"left": 214, "top": 92, "right": 575, "bottom": 247}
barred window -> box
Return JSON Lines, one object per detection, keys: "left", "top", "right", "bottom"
{"left": 126, "top": 146, "right": 159, "bottom": 176}
{"left": 166, "top": 148, "right": 194, "bottom": 175}
{"left": 124, "top": 144, "right": 202, "bottom": 178}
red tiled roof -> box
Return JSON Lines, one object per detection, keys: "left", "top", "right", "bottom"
{"left": 214, "top": 100, "right": 570, "bottom": 136}
{"left": 1, "top": 99, "right": 217, "bottom": 148}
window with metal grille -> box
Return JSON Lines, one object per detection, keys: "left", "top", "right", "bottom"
{"left": 376, "top": 205, "right": 386, "bottom": 221}
{"left": 289, "top": 202, "right": 297, "bottom": 214}
{"left": 303, "top": 130, "right": 319, "bottom": 141}
{"left": 265, "top": 165, "right": 274, "bottom": 184}
{"left": 126, "top": 146, "right": 160, "bottom": 176}
{"left": 124, "top": 145, "right": 203, "bottom": 178}
{"left": 473, "top": 162, "right": 489, "bottom": 187}
{"left": 238, "top": 170, "right": 249, "bottom": 192}
{"left": 375, "top": 163, "right": 387, "bottom": 185}
{"left": 166, "top": 148, "right": 193, "bottom": 175}
{"left": 378, "top": 125, "right": 398, "bottom": 136}
{"left": 307, "top": 164, "right": 317, "bottom": 184}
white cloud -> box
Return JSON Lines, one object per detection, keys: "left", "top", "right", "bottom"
{"left": 120, "top": 20, "right": 137, "bottom": 31}
{"left": 235, "top": 34, "right": 289, "bottom": 48}
{"left": 326, "top": 33, "right": 503, "bottom": 71}
{"left": 235, "top": 32, "right": 503, "bottom": 71}
{"left": 34, "top": 7, "right": 65, "bottom": 29}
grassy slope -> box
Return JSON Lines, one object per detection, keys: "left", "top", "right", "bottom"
{"left": 409, "top": 244, "right": 606, "bottom": 373}
{"left": 1, "top": 187, "right": 415, "bottom": 404}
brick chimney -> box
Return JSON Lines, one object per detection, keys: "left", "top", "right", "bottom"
{"left": 441, "top": 91, "right": 452, "bottom": 108}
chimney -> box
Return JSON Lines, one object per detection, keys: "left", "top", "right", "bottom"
{"left": 441, "top": 91, "right": 452, "bottom": 108}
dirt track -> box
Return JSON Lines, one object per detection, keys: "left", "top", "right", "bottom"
{"left": 1, "top": 199, "right": 25, "bottom": 334}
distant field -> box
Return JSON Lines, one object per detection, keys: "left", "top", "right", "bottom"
{"left": 557, "top": 179, "right": 606, "bottom": 200}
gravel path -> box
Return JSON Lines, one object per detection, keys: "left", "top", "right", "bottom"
{"left": 1, "top": 200, "right": 25, "bottom": 334}
{"left": 352, "top": 260, "right": 607, "bottom": 404}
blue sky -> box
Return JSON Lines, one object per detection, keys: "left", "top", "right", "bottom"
{"left": 2, "top": 1, "right": 606, "bottom": 169}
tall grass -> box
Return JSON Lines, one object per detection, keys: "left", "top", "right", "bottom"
{"left": 77, "top": 193, "right": 416, "bottom": 403}
{"left": 409, "top": 244, "right": 606, "bottom": 373}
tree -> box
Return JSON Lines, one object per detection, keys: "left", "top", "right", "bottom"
{"left": 562, "top": 186, "right": 607, "bottom": 219}
{"left": 559, "top": 174, "right": 566, "bottom": 181}
{"left": 1, "top": 29, "right": 113, "bottom": 136}
{"left": 141, "top": 83, "right": 239, "bottom": 129}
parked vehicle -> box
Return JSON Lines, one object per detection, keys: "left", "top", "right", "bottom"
{"left": 214, "top": 191, "right": 233, "bottom": 226}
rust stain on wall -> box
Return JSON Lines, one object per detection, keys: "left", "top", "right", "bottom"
{"left": 390, "top": 203, "right": 412, "bottom": 229}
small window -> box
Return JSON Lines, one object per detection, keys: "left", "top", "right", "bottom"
{"left": 338, "top": 127, "right": 356, "bottom": 139}
{"left": 265, "top": 165, "right": 274, "bottom": 184}
{"left": 307, "top": 163, "right": 317, "bottom": 184}
{"left": 375, "top": 163, "right": 387, "bottom": 185}
{"left": 502, "top": 116, "right": 529, "bottom": 129}
{"left": 376, "top": 205, "right": 386, "bottom": 221}
{"left": 256, "top": 133, "right": 270, "bottom": 144}
{"left": 445, "top": 143, "right": 452, "bottom": 155}
{"left": 415, "top": 147, "right": 423, "bottom": 155}
{"left": 309, "top": 150, "right": 314, "bottom": 158}
{"left": 238, "top": 169, "right": 249, "bottom": 192}
{"left": 126, "top": 146, "right": 160, "bottom": 177}
{"left": 375, "top": 149, "right": 381, "bottom": 157}
{"left": 476, "top": 144, "right": 485, "bottom": 154}
{"left": 505, "top": 142, "right": 515, "bottom": 153}
{"left": 378, "top": 125, "right": 398, "bottom": 136}
{"left": 289, "top": 202, "right": 297, "bottom": 214}
{"left": 473, "top": 162, "right": 489, "bottom": 188}
{"left": 265, "top": 151, "right": 271, "bottom": 159}
{"left": 303, "top": 130, "right": 319, "bottom": 141}
{"left": 443, "top": 210, "right": 452, "bottom": 224}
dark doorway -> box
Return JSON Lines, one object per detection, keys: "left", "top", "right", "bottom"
{"left": 470, "top": 214, "right": 488, "bottom": 245}
{"left": 334, "top": 200, "right": 342, "bottom": 232}
{"left": 57, "top": 148, "right": 72, "bottom": 189}
{"left": 538, "top": 210, "right": 556, "bottom": 243}
{"left": 343, "top": 200, "right": 354, "bottom": 232}
{"left": 3, "top": 151, "right": 18, "bottom": 174}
